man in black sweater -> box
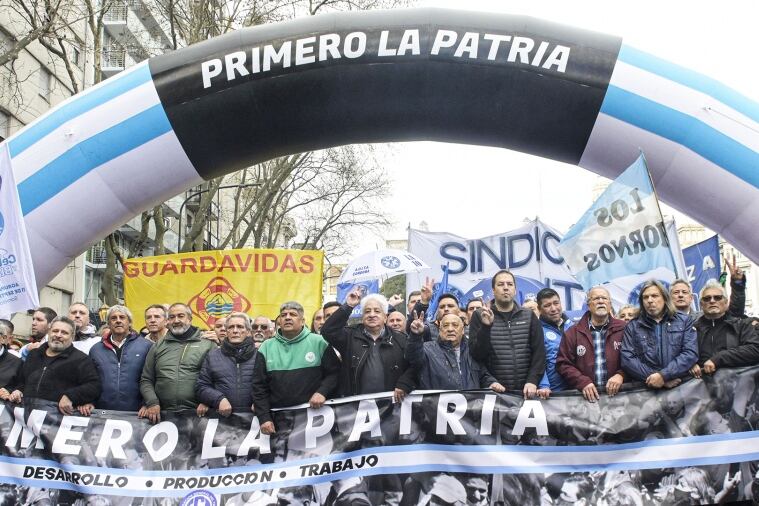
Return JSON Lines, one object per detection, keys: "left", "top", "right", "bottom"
{"left": 8, "top": 316, "right": 101, "bottom": 415}
{"left": 469, "top": 269, "right": 546, "bottom": 399}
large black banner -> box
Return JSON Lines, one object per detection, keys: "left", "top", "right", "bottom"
{"left": 1, "top": 367, "right": 759, "bottom": 505}
{"left": 149, "top": 8, "right": 621, "bottom": 178}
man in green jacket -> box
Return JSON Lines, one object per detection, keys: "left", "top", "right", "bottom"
{"left": 139, "top": 302, "right": 215, "bottom": 423}
{"left": 252, "top": 301, "right": 340, "bottom": 435}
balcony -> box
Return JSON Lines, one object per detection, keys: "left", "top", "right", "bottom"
{"left": 101, "top": 48, "right": 125, "bottom": 78}
{"left": 103, "top": 2, "right": 128, "bottom": 41}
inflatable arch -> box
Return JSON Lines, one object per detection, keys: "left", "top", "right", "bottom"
{"left": 5, "top": 8, "right": 759, "bottom": 286}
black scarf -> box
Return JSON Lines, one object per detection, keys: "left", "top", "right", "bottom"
{"left": 221, "top": 336, "right": 256, "bottom": 363}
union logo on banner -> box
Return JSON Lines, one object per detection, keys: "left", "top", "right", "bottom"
{"left": 187, "top": 276, "right": 251, "bottom": 328}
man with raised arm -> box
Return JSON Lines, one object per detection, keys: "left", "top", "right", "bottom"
{"left": 321, "top": 291, "right": 414, "bottom": 400}
{"left": 690, "top": 279, "right": 759, "bottom": 378}
{"left": 469, "top": 269, "right": 545, "bottom": 399}
{"left": 408, "top": 311, "right": 503, "bottom": 392}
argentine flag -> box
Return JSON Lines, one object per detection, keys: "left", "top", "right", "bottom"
{"left": 558, "top": 154, "right": 677, "bottom": 291}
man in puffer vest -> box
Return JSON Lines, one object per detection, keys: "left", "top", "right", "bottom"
{"left": 469, "top": 269, "right": 546, "bottom": 399}
{"left": 196, "top": 312, "right": 257, "bottom": 416}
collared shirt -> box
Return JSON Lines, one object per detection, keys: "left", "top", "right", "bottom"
{"left": 590, "top": 321, "right": 607, "bottom": 388}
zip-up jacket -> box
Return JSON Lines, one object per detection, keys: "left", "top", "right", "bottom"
{"left": 0, "top": 348, "right": 22, "bottom": 391}
{"left": 139, "top": 326, "right": 215, "bottom": 411}
{"left": 196, "top": 339, "right": 257, "bottom": 411}
{"left": 694, "top": 314, "right": 759, "bottom": 368}
{"left": 556, "top": 312, "right": 626, "bottom": 391}
{"left": 538, "top": 316, "right": 574, "bottom": 391}
{"left": 407, "top": 331, "right": 496, "bottom": 390}
{"left": 19, "top": 344, "right": 101, "bottom": 406}
{"left": 469, "top": 301, "right": 545, "bottom": 390}
{"left": 89, "top": 331, "right": 152, "bottom": 411}
{"left": 321, "top": 303, "right": 416, "bottom": 397}
{"left": 621, "top": 311, "right": 698, "bottom": 382}
{"left": 252, "top": 326, "right": 339, "bottom": 424}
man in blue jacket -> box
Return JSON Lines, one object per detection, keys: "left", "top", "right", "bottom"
{"left": 408, "top": 312, "right": 504, "bottom": 392}
{"left": 87, "top": 305, "right": 152, "bottom": 413}
{"left": 535, "top": 288, "right": 576, "bottom": 399}
{"left": 621, "top": 280, "right": 698, "bottom": 389}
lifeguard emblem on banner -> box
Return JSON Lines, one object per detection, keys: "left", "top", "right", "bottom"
{"left": 187, "top": 276, "right": 251, "bottom": 328}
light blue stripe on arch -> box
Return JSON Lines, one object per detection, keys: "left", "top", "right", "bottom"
{"left": 18, "top": 104, "right": 173, "bottom": 215}
{"left": 600, "top": 85, "right": 759, "bottom": 189}
{"left": 618, "top": 44, "right": 759, "bottom": 125}
{"left": 8, "top": 63, "right": 154, "bottom": 158}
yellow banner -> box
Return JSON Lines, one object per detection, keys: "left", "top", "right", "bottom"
{"left": 123, "top": 249, "right": 324, "bottom": 330}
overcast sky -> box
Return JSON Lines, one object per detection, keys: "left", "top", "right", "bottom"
{"left": 349, "top": 0, "right": 759, "bottom": 255}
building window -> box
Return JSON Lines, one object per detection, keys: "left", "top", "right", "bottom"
{"left": 38, "top": 67, "right": 51, "bottom": 101}
{"left": 71, "top": 46, "right": 81, "bottom": 66}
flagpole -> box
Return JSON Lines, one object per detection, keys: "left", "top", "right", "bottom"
{"left": 639, "top": 151, "right": 681, "bottom": 278}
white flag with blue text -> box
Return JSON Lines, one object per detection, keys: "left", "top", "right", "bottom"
{"left": 0, "top": 143, "right": 39, "bottom": 316}
{"left": 558, "top": 155, "right": 676, "bottom": 291}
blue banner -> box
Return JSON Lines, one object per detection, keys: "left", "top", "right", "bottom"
{"left": 426, "top": 264, "right": 449, "bottom": 323}
{"left": 558, "top": 154, "right": 677, "bottom": 290}
{"left": 682, "top": 235, "right": 721, "bottom": 311}
{"left": 336, "top": 280, "right": 380, "bottom": 318}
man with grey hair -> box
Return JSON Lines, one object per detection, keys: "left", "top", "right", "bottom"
{"left": 139, "top": 302, "right": 215, "bottom": 423}
{"left": 621, "top": 279, "right": 698, "bottom": 389}
{"left": 252, "top": 301, "right": 339, "bottom": 435}
{"left": 690, "top": 279, "right": 759, "bottom": 378}
{"left": 87, "top": 305, "right": 153, "bottom": 413}
{"left": 196, "top": 312, "right": 257, "bottom": 416}
{"left": 9, "top": 316, "right": 101, "bottom": 415}
{"left": 321, "top": 290, "right": 415, "bottom": 400}
{"left": 557, "top": 286, "right": 627, "bottom": 402}
{"left": 671, "top": 253, "right": 747, "bottom": 318}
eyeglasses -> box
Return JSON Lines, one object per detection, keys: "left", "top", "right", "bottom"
{"left": 701, "top": 295, "right": 725, "bottom": 303}
{"left": 252, "top": 324, "right": 268, "bottom": 330}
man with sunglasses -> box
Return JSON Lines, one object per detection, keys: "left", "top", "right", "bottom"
{"left": 690, "top": 279, "right": 759, "bottom": 378}
{"left": 251, "top": 316, "right": 272, "bottom": 348}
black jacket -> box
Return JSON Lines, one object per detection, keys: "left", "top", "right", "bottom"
{"left": 407, "top": 333, "right": 496, "bottom": 390}
{"left": 321, "top": 303, "right": 416, "bottom": 396}
{"left": 19, "top": 344, "right": 101, "bottom": 406}
{"left": 469, "top": 301, "right": 545, "bottom": 390}
{"left": 196, "top": 339, "right": 257, "bottom": 411}
{"left": 694, "top": 314, "right": 759, "bottom": 368}
{"left": 0, "top": 349, "right": 21, "bottom": 391}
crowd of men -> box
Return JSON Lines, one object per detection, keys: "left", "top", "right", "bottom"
{"left": 0, "top": 257, "right": 755, "bottom": 427}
